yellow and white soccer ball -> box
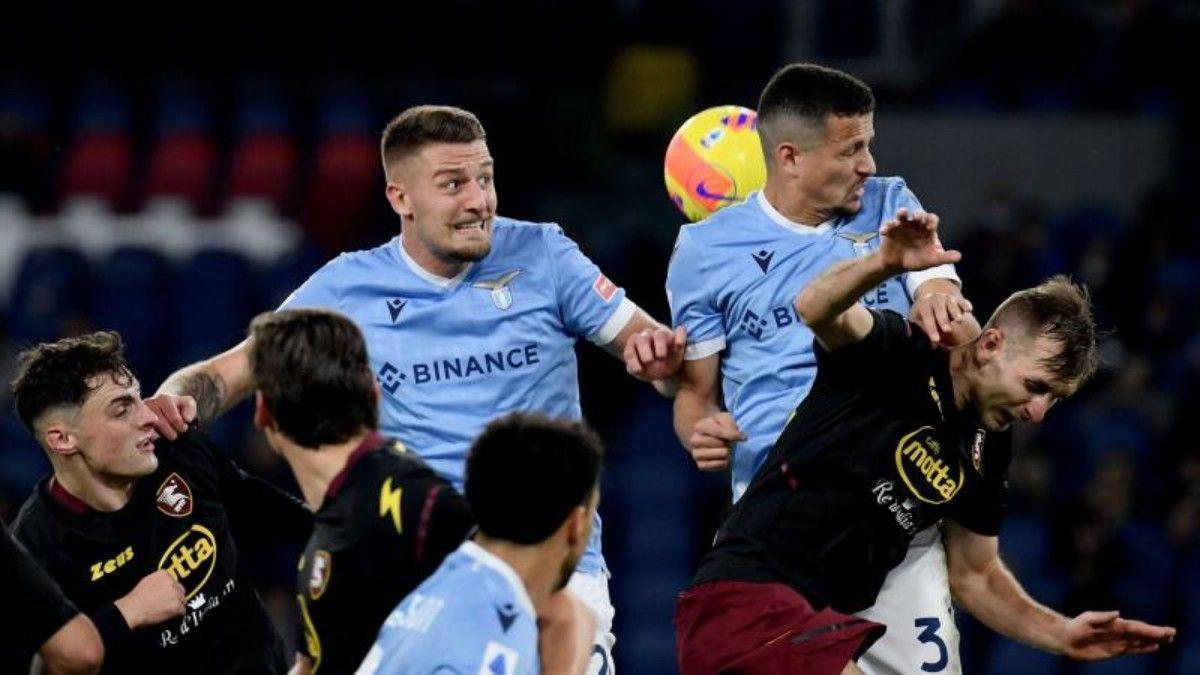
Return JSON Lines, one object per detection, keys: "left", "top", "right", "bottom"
{"left": 664, "top": 105, "right": 767, "bottom": 222}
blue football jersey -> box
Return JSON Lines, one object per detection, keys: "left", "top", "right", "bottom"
{"left": 666, "top": 178, "right": 959, "bottom": 499}
{"left": 281, "top": 217, "right": 632, "bottom": 573}
{"left": 357, "top": 541, "right": 539, "bottom": 675}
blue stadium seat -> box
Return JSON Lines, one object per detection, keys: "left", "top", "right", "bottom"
{"left": 6, "top": 246, "right": 92, "bottom": 344}
{"left": 0, "top": 409, "right": 50, "bottom": 498}
{"left": 171, "top": 249, "right": 257, "bottom": 367}
{"left": 91, "top": 247, "right": 173, "bottom": 385}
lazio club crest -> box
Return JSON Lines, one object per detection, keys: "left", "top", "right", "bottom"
{"left": 473, "top": 270, "right": 522, "bottom": 310}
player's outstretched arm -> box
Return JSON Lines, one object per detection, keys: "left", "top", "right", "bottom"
{"left": 796, "top": 209, "right": 960, "bottom": 351}
{"left": 673, "top": 355, "right": 744, "bottom": 472}
{"left": 944, "top": 522, "right": 1176, "bottom": 659}
{"left": 147, "top": 338, "right": 256, "bottom": 439}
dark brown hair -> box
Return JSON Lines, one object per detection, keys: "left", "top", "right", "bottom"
{"left": 12, "top": 331, "right": 133, "bottom": 433}
{"left": 380, "top": 105, "right": 486, "bottom": 177}
{"left": 248, "top": 309, "right": 377, "bottom": 447}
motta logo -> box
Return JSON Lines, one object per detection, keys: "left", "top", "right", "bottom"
{"left": 894, "top": 426, "right": 963, "bottom": 505}
{"left": 155, "top": 472, "right": 193, "bottom": 518}
{"left": 158, "top": 524, "right": 217, "bottom": 600}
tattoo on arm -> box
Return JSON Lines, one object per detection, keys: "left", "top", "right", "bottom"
{"left": 180, "top": 372, "right": 226, "bottom": 424}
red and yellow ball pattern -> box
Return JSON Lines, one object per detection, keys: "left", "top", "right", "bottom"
{"left": 664, "top": 105, "right": 767, "bottom": 222}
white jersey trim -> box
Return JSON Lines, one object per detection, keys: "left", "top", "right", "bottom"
{"left": 589, "top": 297, "right": 637, "bottom": 346}
{"left": 684, "top": 336, "right": 726, "bottom": 361}
{"left": 460, "top": 541, "right": 536, "bottom": 618}
{"left": 397, "top": 235, "right": 475, "bottom": 290}
{"left": 755, "top": 191, "right": 834, "bottom": 235}
{"left": 903, "top": 264, "right": 960, "bottom": 298}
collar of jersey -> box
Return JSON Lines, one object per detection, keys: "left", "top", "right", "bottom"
{"left": 324, "top": 431, "right": 387, "bottom": 504}
{"left": 459, "top": 540, "right": 536, "bottom": 618}
{"left": 754, "top": 191, "right": 834, "bottom": 235}
{"left": 396, "top": 234, "right": 475, "bottom": 290}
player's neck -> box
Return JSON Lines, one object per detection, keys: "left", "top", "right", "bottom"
{"left": 948, "top": 346, "right": 974, "bottom": 412}
{"left": 763, "top": 180, "right": 831, "bottom": 226}
{"left": 400, "top": 232, "right": 469, "bottom": 279}
{"left": 473, "top": 534, "right": 561, "bottom": 614}
{"left": 277, "top": 429, "right": 375, "bottom": 510}
{"left": 53, "top": 466, "right": 138, "bottom": 512}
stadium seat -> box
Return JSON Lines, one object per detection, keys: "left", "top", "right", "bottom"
{"left": 91, "top": 246, "right": 173, "bottom": 385}
{"left": 6, "top": 246, "right": 92, "bottom": 344}
{"left": 59, "top": 132, "right": 134, "bottom": 207}
{"left": 303, "top": 132, "right": 377, "bottom": 251}
{"left": 144, "top": 132, "right": 215, "bottom": 211}
{"left": 0, "top": 410, "right": 49, "bottom": 498}
{"left": 172, "top": 248, "right": 256, "bottom": 366}
{"left": 227, "top": 134, "right": 297, "bottom": 212}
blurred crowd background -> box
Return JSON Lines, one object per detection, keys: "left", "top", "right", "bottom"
{"left": 2, "top": 1, "right": 1199, "bottom": 673}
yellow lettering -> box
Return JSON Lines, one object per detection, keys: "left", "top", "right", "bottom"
{"left": 90, "top": 563, "right": 103, "bottom": 581}
{"left": 940, "top": 479, "right": 957, "bottom": 500}
{"left": 193, "top": 538, "right": 214, "bottom": 563}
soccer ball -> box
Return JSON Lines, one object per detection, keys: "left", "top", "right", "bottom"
{"left": 664, "top": 105, "right": 767, "bottom": 222}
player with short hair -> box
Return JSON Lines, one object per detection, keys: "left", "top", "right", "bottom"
{"left": 673, "top": 214, "right": 1176, "bottom": 674}
{"left": 151, "top": 104, "right": 684, "bottom": 672}
{"left": 666, "top": 63, "right": 976, "bottom": 674}
{"left": 358, "top": 412, "right": 604, "bottom": 675}
{"left": 0, "top": 521, "right": 104, "bottom": 674}
{"left": 247, "top": 308, "right": 474, "bottom": 675}
{"left": 9, "top": 331, "right": 310, "bottom": 674}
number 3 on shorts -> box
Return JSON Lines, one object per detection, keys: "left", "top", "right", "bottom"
{"left": 914, "top": 617, "right": 948, "bottom": 672}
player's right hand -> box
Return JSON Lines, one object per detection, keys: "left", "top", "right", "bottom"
{"left": 144, "top": 394, "right": 197, "bottom": 440}
{"left": 114, "top": 570, "right": 186, "bottom": 628}
{"left": 689, "top": 412, "right": 745, "bottom": 472}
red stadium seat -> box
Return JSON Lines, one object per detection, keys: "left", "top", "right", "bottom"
{"left": 145, "top": 132, "right": 215, "bottom": 211}
{"left": 59, "top": 132, "right": 133, "bottom": 207}
{"left": 303, "top": 132, "right": 377, "bottom": 251}
{"left": 228, "top": 133, "right": 297, "bottom": 212}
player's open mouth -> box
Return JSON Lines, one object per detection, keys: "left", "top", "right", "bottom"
{"left": 453, "top": 220, "right": 485, "bottom": 232}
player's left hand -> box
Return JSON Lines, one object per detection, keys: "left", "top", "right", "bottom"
{"left": 879, "top": 208, "right": 961, "bottom": 274}
{"left": 1061, "top": 610, "right": 1175, "bottom": 660}
{"left": 624, "top": 326, "right": 686, "bottom": 382}
{"left": 909, "top": 292, "right": 973, "bottom": 347}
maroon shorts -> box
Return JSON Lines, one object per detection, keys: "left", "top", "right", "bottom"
{"left": 674, "top": 580, "right": 885, "bottom": 675}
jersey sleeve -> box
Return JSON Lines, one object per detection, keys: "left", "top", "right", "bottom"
{"left": 948, "top": 431, "right": 1013, "bottom": 536}
{"left": 666, "top": 226, "right": 726, "bottom": 361}
{"left": 412, "top": 482, "right": 473, "bottom": 576}
{"left": 882, "top": 180, "right": 961, "bottom": 296}
{"left": 278, "top": 257, "right": 343, "bottom": 311}
{"left": 177, "top": 428, "right": 313, "bottom": 540}
{"left": 541, "top": 224, "right": 633, "bottom": 345}
{"left": 815, "top": 309, "right": 927, "bottom": 368}
{"left": 0, "top": 523, "right": 80, "bottom": 652}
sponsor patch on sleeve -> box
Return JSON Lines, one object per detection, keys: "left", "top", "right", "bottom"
{"left": 592, "top": 273, "right": 618, "bottom": 303}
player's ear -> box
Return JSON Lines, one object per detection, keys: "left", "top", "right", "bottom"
{"left": 566, "top": 505, "right": 589, "bottom": 548}
{"left": 252, "top": 391, "right": 274, "bottom": 430}
{"left": 975, "top": 327, "right": 1005, "bottom": 366}
{"left": 773, "top": 141, "right": 802, "bottom": 177}
{"left": 41, "top": 419, "right": 78, "bottom": 458}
